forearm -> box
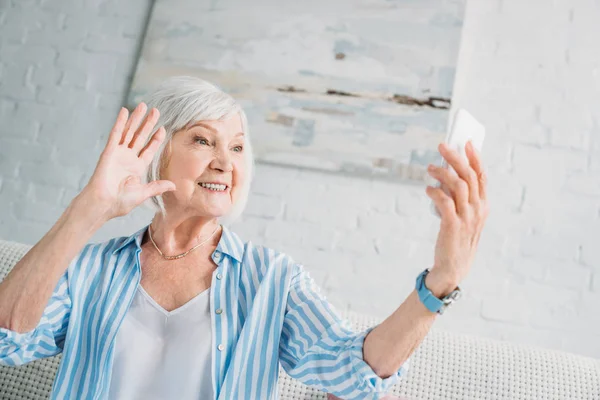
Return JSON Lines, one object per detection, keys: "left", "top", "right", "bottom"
{"left": 363, "top": 271, "right": 458, "bottom": 378}
{"left": 0, "top": 189, "right": 108, "bottom": 333}
{"left": 362, "top": 140, "right": 488, "bottom": 379}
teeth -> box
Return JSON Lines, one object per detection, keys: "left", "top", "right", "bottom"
{"left": 199, "top": 183, "right": 226, "bottom": 191}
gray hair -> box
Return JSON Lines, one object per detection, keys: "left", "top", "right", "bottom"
{"left": 142, "top": 76, "right": 254, "bottom": 225}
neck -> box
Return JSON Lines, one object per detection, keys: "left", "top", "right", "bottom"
{"left": 147, "top": 214, "right": 221, "bottom": 254}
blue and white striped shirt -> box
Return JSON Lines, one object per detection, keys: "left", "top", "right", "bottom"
{"left": 1, "top": 223, "right": 408, "bottom": 399}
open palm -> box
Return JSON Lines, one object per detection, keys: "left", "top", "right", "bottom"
{"left": 85, "top": 103, "right": 176, "bottom": 220}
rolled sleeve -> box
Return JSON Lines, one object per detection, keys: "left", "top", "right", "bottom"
{"left": 279, "top": 263, "right": 409, "bottom": 400}
{"left": 349, "top": 326, "right": 410, "bottom": 393}
{"left": 0, "top": 326, "right": 37, "bottom": 348}
{"left": 0, "top": 269, "right": 72, "bottom": 366}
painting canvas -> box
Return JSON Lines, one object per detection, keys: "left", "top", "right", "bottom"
{"left": 128, "top": 0, "right": 466, "bottom": 182}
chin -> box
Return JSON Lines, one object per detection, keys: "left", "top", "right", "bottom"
{"left": 198, "top": 206, "right": 231, "bottom": 219}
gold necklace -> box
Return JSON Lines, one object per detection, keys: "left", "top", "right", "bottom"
{"left": 148, "top": 223, "right": 220, "bottom": 260}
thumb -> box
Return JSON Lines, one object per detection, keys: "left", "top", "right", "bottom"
{"left": 143, "top": 180, "right": 176, "bottom": 199}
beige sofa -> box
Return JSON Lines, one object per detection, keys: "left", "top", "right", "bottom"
{"left": 1, "top": 238, "right": 599, "bottom": 400}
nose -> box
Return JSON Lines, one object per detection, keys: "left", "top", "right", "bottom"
{"left": 210, "top": 146, "right": 233, "bottom": 173}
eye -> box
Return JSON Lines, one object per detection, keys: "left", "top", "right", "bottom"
{"left": 232, "top": 145, "right": 243, "bottom": 153}
{"left": 195, "top": 136, "right": 210, "bottom": 146}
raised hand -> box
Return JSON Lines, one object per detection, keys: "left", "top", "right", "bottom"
{"left": 83, "top": 103, "right": 176, "bottom": 221}
{"left": 425, "top": 141, "right": 489, "bottom": 293}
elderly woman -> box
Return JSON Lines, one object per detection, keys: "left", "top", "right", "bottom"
{"left": 0, "top": 76, "right": 488, "bottom": 400}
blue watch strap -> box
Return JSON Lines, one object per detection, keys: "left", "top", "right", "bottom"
{"left": 415, "top": 269, "right": 444, "bottom": 313}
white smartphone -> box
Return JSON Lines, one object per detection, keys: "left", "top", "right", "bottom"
{"left": 430, "top": 108, "right": 486, "bottom": 217}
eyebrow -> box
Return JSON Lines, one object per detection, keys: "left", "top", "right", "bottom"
{"left": 188, "top": 122, "right": 216, "bottom": 132}
{"left": 188, "top": 122, "right": 245, "bottom": 137}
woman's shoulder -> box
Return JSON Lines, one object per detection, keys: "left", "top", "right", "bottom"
{"left": 60, "top": 237, "right": 129, "bottom": 288}
{"left": 69, "top": 230, "right": 140, "bottom": 272}
{"left": 243, "top": 240, "right": 295, "bottom": 264}
{"left": 237, "top": 237, "right": 301, "bottom": 275}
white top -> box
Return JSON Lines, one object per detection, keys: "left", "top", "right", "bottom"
{"left": 108, "top": 284, "right": 214, "bottom": 400}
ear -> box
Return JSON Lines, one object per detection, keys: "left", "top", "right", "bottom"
{"left": 158, "top": 141, "right": 173, "bottom": 178}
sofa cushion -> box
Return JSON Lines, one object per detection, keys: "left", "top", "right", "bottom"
{"left": 327, "top": 394, "right": 405, "bottom": 400}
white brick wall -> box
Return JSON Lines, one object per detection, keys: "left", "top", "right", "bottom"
{"left": 1, "top": 0, "right": 599, "bottom": 359}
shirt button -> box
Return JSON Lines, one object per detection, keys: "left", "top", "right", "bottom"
{"left": 217, "top": 344, "right": 224, "bottom": 351}
{"left": 216, "top": 273, "right": 223, "bottom": 280}
{"left": 216, "top": 308, "right": 223, "bottom": 315}
{"left": 212, "top": 251, "right": 221, "bottom": 262}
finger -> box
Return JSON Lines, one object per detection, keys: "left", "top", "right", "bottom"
{"left": 439, "top": 143, "right": 479, "bottom": 204}
{"left": 426, "top": 186, "right": 456, "bottom": 220}
{"left": 427, "top": 164, "right": 469, "bottom": 215}
{"left": 142, "top": 180, "right": 177, "bottom": 200}
{"left": 120, "top": 103, "right": 148, "bottom": 146}
{"left": 478, "top": 170, "right": 488, "bottom": 201}
{"left": 107, "top": 108, "right": 129, "bottom": 149}
{"left": 139, "top": 126, "right": 166, "bottom": 165}
{"left": 130, "top": 107, "right": 160, "bottom": 153}
{"left": 466, "top": 141, "right": 488, "bottom": 201}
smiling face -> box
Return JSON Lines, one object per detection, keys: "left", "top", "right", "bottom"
{"left": 160, "top": 113, "right": 247, "bottom": 218}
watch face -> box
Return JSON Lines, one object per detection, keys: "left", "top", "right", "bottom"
{"left": 448, "top": 289, "right": 462, "bottom": 302}
{"left": 438, "top": 289, "right": 462, "bottom": 315}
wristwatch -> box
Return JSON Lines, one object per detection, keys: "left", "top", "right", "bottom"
{"left": 415, "top": 268, "right": 462, "bottom": 315}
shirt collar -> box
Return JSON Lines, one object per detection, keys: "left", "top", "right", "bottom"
{"left": 111, "top": 223, "right": 244, "bottom": 263}
{"left": 111, "top": 224, "right": 147, "bottom": 255}
{"left": 214, "top": 224, "right": 245, "bottom": 262}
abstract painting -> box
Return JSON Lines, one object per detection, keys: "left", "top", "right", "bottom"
{"left": 128, "top": 0, "right": 466, "bottom": 182}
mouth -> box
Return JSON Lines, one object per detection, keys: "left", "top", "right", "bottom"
{"left": 198, "top": 182, "right": 229, "bottom": 192}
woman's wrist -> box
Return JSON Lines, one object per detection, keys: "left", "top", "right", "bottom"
{"left": 424, "top": 269, "right": 460, "bottom": 298}
{"left": 70, "top": 188, "right": 113, "bottom": 232}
